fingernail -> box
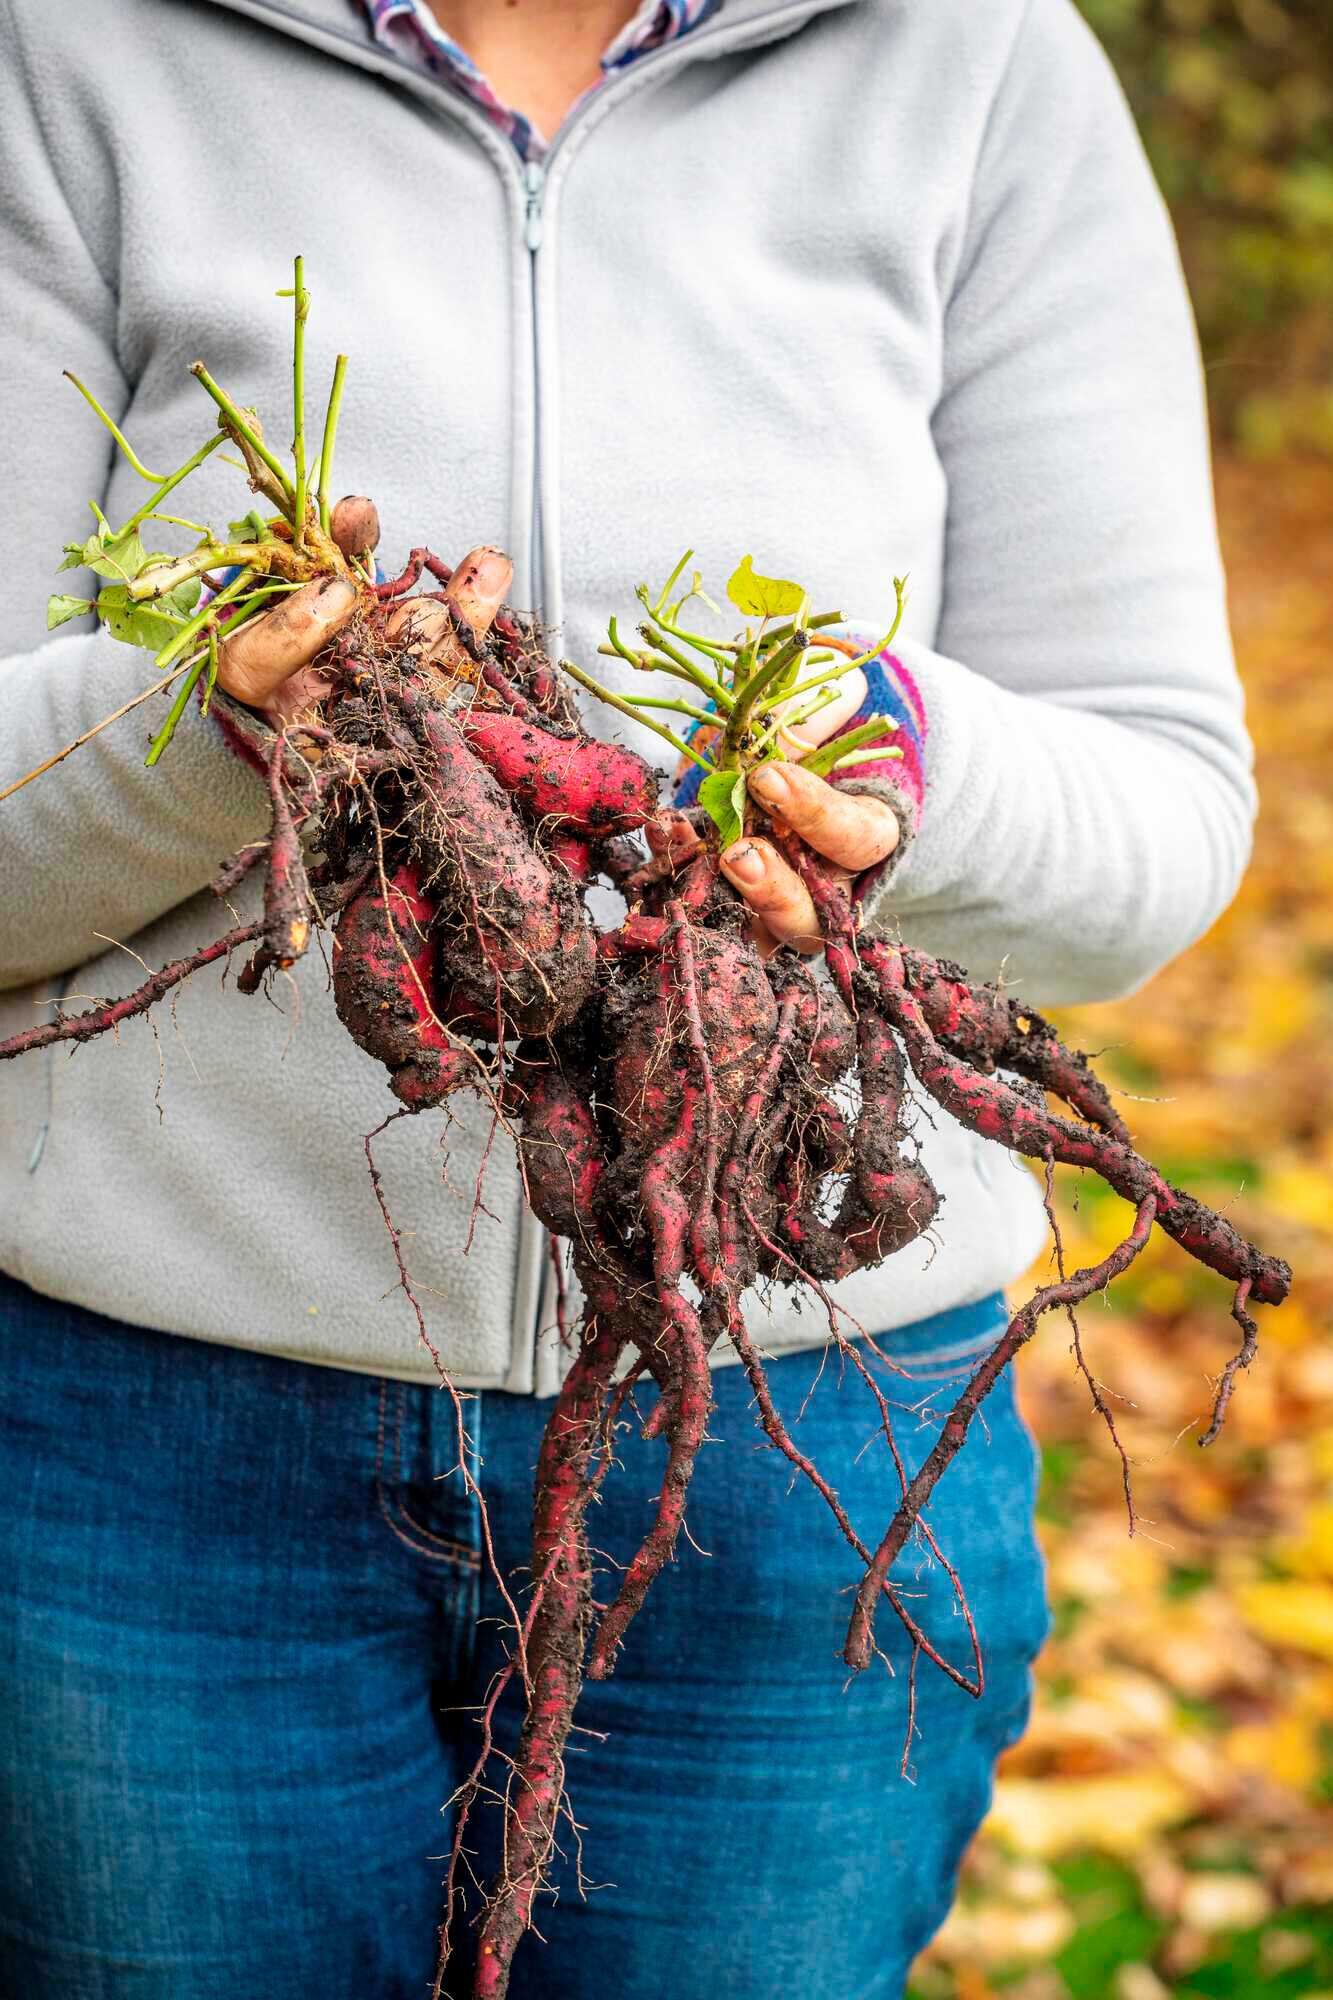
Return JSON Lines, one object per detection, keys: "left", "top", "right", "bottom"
{"left": 318, "top": 577, "right": 357, "bottom": 609}
{"left": 749, "top": 765, "right": 790, "bottom": 807}
{"left": 723, "top": 843, "right": 765, "bottom": 886}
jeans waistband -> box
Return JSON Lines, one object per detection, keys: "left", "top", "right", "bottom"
{"left": 873, "top": 1291, "right": 1009, "bottom": 1382}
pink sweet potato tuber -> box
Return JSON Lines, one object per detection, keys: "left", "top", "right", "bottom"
{"left": 460, "top": 709, "right": 658, "bottom": 837}
{"left": 332, "top": 862, "right": 472, "bottom": 1108}
{"left": 411, "top": 708, "right": 597, "bottom": 1038}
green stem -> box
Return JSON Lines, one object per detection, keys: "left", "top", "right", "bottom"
{"left": 190, "top": 363, "right": 295, "bottom": 500}
{"left": 758, "top": 608, "right": 845, "bottom": 649}
{"left": 647, "top": 613, "right": 739, "bottom": 663}
{"left": 635, "top": 622, "right": 734, "bottom": 707}
{"left": 635, "top": 584, "right": 737, "bottom": 666}
{"left": 316, "top": 354, "right": 349, "bottom": 535}
{"left": 802, "top": 714, "right": 899, "bottom": 779}
{"left": 200, "top": 625, "right": 220, "bottom": 716}
{"left": 624, "top": 694, "right": 719, "bottom": 728}
{"left": 751, "top": 684, "right": 837, "bottom": 755}
{"left": 120, "top": 434, "right": 225, "bottom": 536}
{"left": 561, "top": 658, "right": 715, "bottom": 774}
{"left": 138, "top": 512, "right": 213, "bottom": 535}
{"left": 289, "top": 256, "right": 310, "bottom": 551}
{"left": 724, "top": 628, "right": 810, "bottom": 757}
{"left": 154, "top": 567, "right": 258, "bottom": 667}
{"left": 757, "top": 656, "right": 862, "bottom": 710}
{"left": 605, "top": 615, "right": 726, "bottom": 699}
{"left": 63, "top": 373, "right": 164, "bottom": 481}
{"left": 130, "top": 543, "right": 272, "bottom": 603}
{"left": 145, "top": 652, "right": 209, "bottom": 765}
{"left": 649, "top": 548, "right": 693, "bottom": 616}
{"left": 603, "top": 614, "right": 647, "bottom": 673}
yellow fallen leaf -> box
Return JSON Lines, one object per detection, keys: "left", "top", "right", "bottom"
{"left": 930, "top": 1898, "right": 1075, "bottom": 1967}
{"left": 1275, "top": 1502, "right": 1333, "bottom": 1582}
{"left": 986, "top": 1772, "right": 1193, "bottom": 1858}
{"left": 1238, "top": 1580, "right": 1333, "bottom": 1662}
{"left": 1264, "top": 1162, "right": 1333, "bottom": 1237}
{"left": 1224, "top": 1711, "right": 1325, "bottom": 1793}
{"left": 1177, "top": 1872, "right": 1273, "bottom": 1932}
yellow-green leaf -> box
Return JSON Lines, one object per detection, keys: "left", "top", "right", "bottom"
{"left": 726, "top": 554, "right": 805, "bottom": 620}
{"left": 47, "top": 593, "right": 93, "bottom": 630}
{"left": 697, "top": 768, "right": 746, "bottom": 849}
{"left": 96, "top": 584, "right": 187, "bottom": 654}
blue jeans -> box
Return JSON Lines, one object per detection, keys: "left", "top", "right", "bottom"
{"left": 0, "top": 1272, "right": 1048, "bottom": 1999}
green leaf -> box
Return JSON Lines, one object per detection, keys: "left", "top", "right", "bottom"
{"left": 59, "top": 526, "right": 151, "bottom": 584}
{"left": 95, "top": 584, "right": 189, "bottom": 654}
{"left": 726, "top": 554, "right": 805, "bottom": 621}
{"left": 47, "top": 593, "right": 93, "bottom": 630}
{"left": 697, "top": 767, "right": 747, "bottom": 849}
{"left": 160, "top": 575, "right": 202, "bottom": 618}
{"left": 89, "top": 527, "right": 149, "bottom": 583}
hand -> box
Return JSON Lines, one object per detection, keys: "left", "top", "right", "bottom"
{"left": 216, "top": 533, "right": 513, "bottom": 730}
{"left": 380, "top": 545, "right": 514, "bottom": 666}
{"left": 216, "top": 574, "right": 359, "bottom": 727}
{"left": 646, "top": 668, "right": 900, "bottom": 954}
{"left": 215, "top": 496, "right": 381, "bottom": 728}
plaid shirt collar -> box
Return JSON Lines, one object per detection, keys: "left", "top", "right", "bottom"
{"left": 362, "top": 0, "right": 720, "bottom": 160}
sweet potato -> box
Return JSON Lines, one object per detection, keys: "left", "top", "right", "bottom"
{"left": 460, "top": 709, "right": 657, "bottom": 836}
{"left": 412, "top": 709, "right": 596, "bottom": 1038}
{"left": 332, "top": 863, "right": 472, "bottom": 1108}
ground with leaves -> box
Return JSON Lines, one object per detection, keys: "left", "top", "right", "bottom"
{"left": 907, "top": 456, "right": 1333, "bottom": 1998}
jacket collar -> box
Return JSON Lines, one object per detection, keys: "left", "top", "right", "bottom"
{"left": 196, "top": 0, "right": 864, "bottom": 85}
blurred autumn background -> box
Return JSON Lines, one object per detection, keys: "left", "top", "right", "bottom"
{"left": 910, "top": 3, "right": 1333, "bottom": 1994}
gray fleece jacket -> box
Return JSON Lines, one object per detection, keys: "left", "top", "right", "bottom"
{"left": 0, "top": 0, "right": 1254, "bottom": 1391}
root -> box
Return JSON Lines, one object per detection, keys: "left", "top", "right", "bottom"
{"left": 843, "top": 1195, "right": 1157, "bottom": 1670}
{"left": 468, "top": 1322, "right": 627, "bottom": 1996}
{"left": 8, "top": 540, "right": 1292, "bottom": 2000}
{"left": 0, "top": 921, "right": 261, "bottom": 1059}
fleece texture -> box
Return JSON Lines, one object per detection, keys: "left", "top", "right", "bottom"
{"left": 0, "top": 0, "right": 1253, "bottom": 1390}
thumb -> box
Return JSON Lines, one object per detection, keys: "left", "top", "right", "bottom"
{"left": 217, "top": 575, "right": 358, "bottom": 707}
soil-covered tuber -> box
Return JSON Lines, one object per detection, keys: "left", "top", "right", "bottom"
{"left": 5, "top": 267, "right": 1291, "bottom": 2000}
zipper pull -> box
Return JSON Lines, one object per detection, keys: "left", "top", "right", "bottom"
{"left": 523, "top": 158, "right": 546, "bottom": 253}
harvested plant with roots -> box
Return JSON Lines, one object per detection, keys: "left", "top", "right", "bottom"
{"left": 5, "top": 266, "right": 1292, "bottom": 1996}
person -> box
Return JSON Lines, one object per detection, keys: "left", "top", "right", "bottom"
{"left": 0, "top": 0, "right": 1256, "bottom": 1994}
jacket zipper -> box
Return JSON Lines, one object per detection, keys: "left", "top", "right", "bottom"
{"left": 517, "top": 151, "right": 551, "bottom": 1381}
{"left": 194, "top": 0, "right": 856, "bottom": 1385}
{"left": 522, "top": 157, "right": 547, "bottom": 613}
{"left": 522, "top": 157, "right": 546, "bottom": 253}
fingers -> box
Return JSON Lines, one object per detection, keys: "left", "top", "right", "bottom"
{"left": 445, "top": 545, "right": 513, "bottom": 639}
{"left": 262, "top": 663, "right": 337, "bottom": 730}
{"left": 719, "top": 837, "right": 826, "bottom": 955}
{"left": 217, "top": 575, "right": 358, "bottom": 710}
{"left": 383, "top": 544, "right": 515, "bottom": 687}
{"left": 747, "top": 760, "right": 899, "bottom": 873}
{"left": 645, "top": 809, "right": 702, "bottom": 866}
{"left": 383, "top": 596, "right": 453, "bottom": 654}
{"left": 328, "top": 495, "right": 381, "bottom": 564}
